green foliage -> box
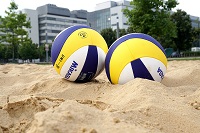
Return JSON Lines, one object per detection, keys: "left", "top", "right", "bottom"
{"left": 100, "top": 28, "right": 116, "bottom": 48}
{"left": 191, "top": 28, "right": 200, "bottom": 47}
{"left": 100, "top": 28, "right": 128, "bottom": 48}
{"left": 0, "top": 44, "right": 5, "bottom": 59}
{"left": 4, "top": 45, "right": 13, "bottom": 60}
{"left": 119, "top": 29, "right": 127, "bottom": 37}
{"left": 0, "top": 44, "right": 13, "bottom": 60}
{"left": 171, "top": 10, "right": 193, "bottom": 52}
{"left": 18, "top": 38, "right": 38, "bottom": 60}
{"left": 0, "top": 2, "right": 18, "bottom": 60}
{"left": 0, "top": 1, "right": 31, "bottom": 61}
{"left": 37, "top": 44, "right": 47, "bottom": 61}
{"left": 123, "top": 0, "right": 178, "bottom": 48}
{"left": 126, "top": 26, "right": 136, "bottom": 34}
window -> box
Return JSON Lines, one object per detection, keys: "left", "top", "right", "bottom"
{"left": 47, "top": 29, "right": 52, "bottom": 33}
{"left": 39, "top": 24, "right": 46, "bottom": 28}
{"left": 40, "top": 36, "right": 45, "bottom": 40}
{"left": 47, "top": 17, "right": 56, "bottom": 21}
{"left": 48, "top": 36, "right": 55, "bottom": 40}
{"left": 111, "top": 24, "right": 117, "bottom": 26}
{"left": 47, "top": 23, "right": 54, "bottom": 27}
{"left": 52, "top": 30, "right": 61, "bottom": 33}
{"left": 56, "top": 18, "right": 65, "bottom": 22}
{"left": 111, "top": 13, "right": 118, "bottom": 16}
{"left": 39, "top": 30, "right": 45, "bottom": 33}
{"left": 73, "top": 20, "right": 77, "bottom": 23}
{"left": 39, "top": 17, "right": 46, "bottom": 21}
{"left": 65, "top": 19, "right": 73, "bottom": 23}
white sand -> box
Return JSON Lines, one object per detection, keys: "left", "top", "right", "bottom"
{"left": 0, "top": 60, "right": 200, "bottom": 133}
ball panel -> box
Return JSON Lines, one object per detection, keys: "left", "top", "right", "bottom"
{"left": 90, "top": 30, "right": 108, "bottom": 54}
{"left": 60, "top": 46, "right": 88, "bottom": 81}
{"left": 93, "top": 47, "right": 106, "bottom": 78}
{"left": 131, "top": 58, "right": 154, "bottom": 81}
{"left": 140, "top": 57, "right": 166, "bottom": 82}
{"left": 51, "top": 25, "right": 90, "bottom": 65}
{"left": 126, "top": 38, "right": 167, "bottom": 67}
{"left": 108, "top": 38, "right": 167, "bottom": 84}
{"left": 118, "top": 63, "right": 134, "bottom": 85}
{"left": 75, "top": 45, "right": 98, "bottom": 82}
{"left": 105, "top": 34, "right": 133, "bottom": 82}
{"left": 105, "top": 33, "right": 167, "bottom": 84}
{"left": 108, "top": 41, "right": 133, "bottom": 84}
{"left": 53, "top": 28, "right": 107, "bottom": 75}
{"left": 106, "top": 33, "right": 166, "bottom": 77}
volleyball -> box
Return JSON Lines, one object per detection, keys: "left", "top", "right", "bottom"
{"left": 51, "top": 25, "right": 108, "bottom": 82}
{"left": 105, "top": 33, "right": 167, "bottom": 84}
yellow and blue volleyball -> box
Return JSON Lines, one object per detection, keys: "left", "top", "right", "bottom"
{"left": 105, "top": 33, "right": 167, "bottom": 84}
{"left": 51, "top": 25, "right": 108, "bottom": 82}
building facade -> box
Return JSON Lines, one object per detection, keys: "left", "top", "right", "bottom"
{"left": 88, "top": 0, "right": 200, "bottom": 34}
{"left": 23, "top": 4, "right": 87, "bottom": 45}
{"left": 87, "top": 0, "right": 132, "bottom": 33}
{"left": 190, "top": 15, "right": 200, "bottom": 29}
{"left": 20, "top": 0, "right": 200, "bottom": 46}
{"left": 190, "top": 15, "right": 200, "bottom": 47}
{"left": 37, "top": 4, "right": 87, "bottom": 45}
{"left": 22, "top": 9, "right": 39, "bottom": 44}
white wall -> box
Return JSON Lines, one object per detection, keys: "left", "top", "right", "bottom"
{"left": 95, "top": 1, "right": 117, "bottom": 11}
{"left": 191, "top": 47, "right": 200, "bottom": 52}
{"left": 22, "top": 9, "right": 39, "bottom": 44}
{"left": 110, "top": 5, "right": 131, "bottom": 30}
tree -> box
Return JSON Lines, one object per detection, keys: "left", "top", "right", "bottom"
{"left": 0, "top": 44, "right": 12, "bottom": 62}
{"left": 171, "top": 10, "right": 193, "bottom": 52}
{"left": 126, "top": 26, "right": 136, "bottom": 34}
{"left": 100, "top": 28, "right": 116, "bottom": 48}
{"left": 0, "top": 2, "right": 18, "bottom": 61}
{"left": 37, "top": 44, "right": 46, "bottom": 61}
{"left": 0, "top": 44, "right": 5, "bottom": 59}
{"left": 123, "top": 0, "right": 178, "bottom": 48}
{"left": 119, "top": 29, "right": 127, "bottom": 37}
{"left": 18, "top": 39, "right": 38, "bottom": 61}
{"left": 16, "top": 11, "right": 31, "bottom": 47}
{"left": 100, "top": 28, "right": 128, "bottom": 48}
{"left": 0, "top": 2, "right": 31, "bottom": 61}
{"left": 191, "top": 27, "right": 200, "bottom": 47}
{"left": 1, "top": 44, "right": 13, "bottom": 61}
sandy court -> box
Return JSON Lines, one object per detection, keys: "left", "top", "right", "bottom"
{"left": 0, "top": 60, "right": 200, "bottom": 133}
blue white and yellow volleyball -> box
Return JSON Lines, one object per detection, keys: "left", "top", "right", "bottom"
{"left": 51, "top": 25, "right": 108, "bottom": 82}
{"left": 105, "top": 33, "right": 167, "bottom": 84}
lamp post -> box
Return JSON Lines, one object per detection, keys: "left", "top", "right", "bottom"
{"left": 45, "top": 28, "right": 49, "bottom": 62}
{"left": 45, "top": 44, "right": 49, "bottom": 62}
{"left": 116, "top": 16, "right": 119, "bottom": 39}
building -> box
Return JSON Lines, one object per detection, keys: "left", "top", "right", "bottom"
{"left": 190, "top": 15, "right": 200, "bottom": 28}
{"left": 22, "top": 9, "right": 39, "bottom": 44}
{"left": 37, "top": 4, "right": 87, "bottom": 45}
{"left": 87, "top": 0, "right": 132, "bottom": 33}
{"left": 23, "top": 4, "right": 87, "bottom": 45}
{"left": 88, "top": 0, "right": 200, "bottom": 33}
{"left": 21, "top": 0, "right": 200, "bottom": 46}
{"left": 190, "top": 15, "right": 200, "bottom": 47}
